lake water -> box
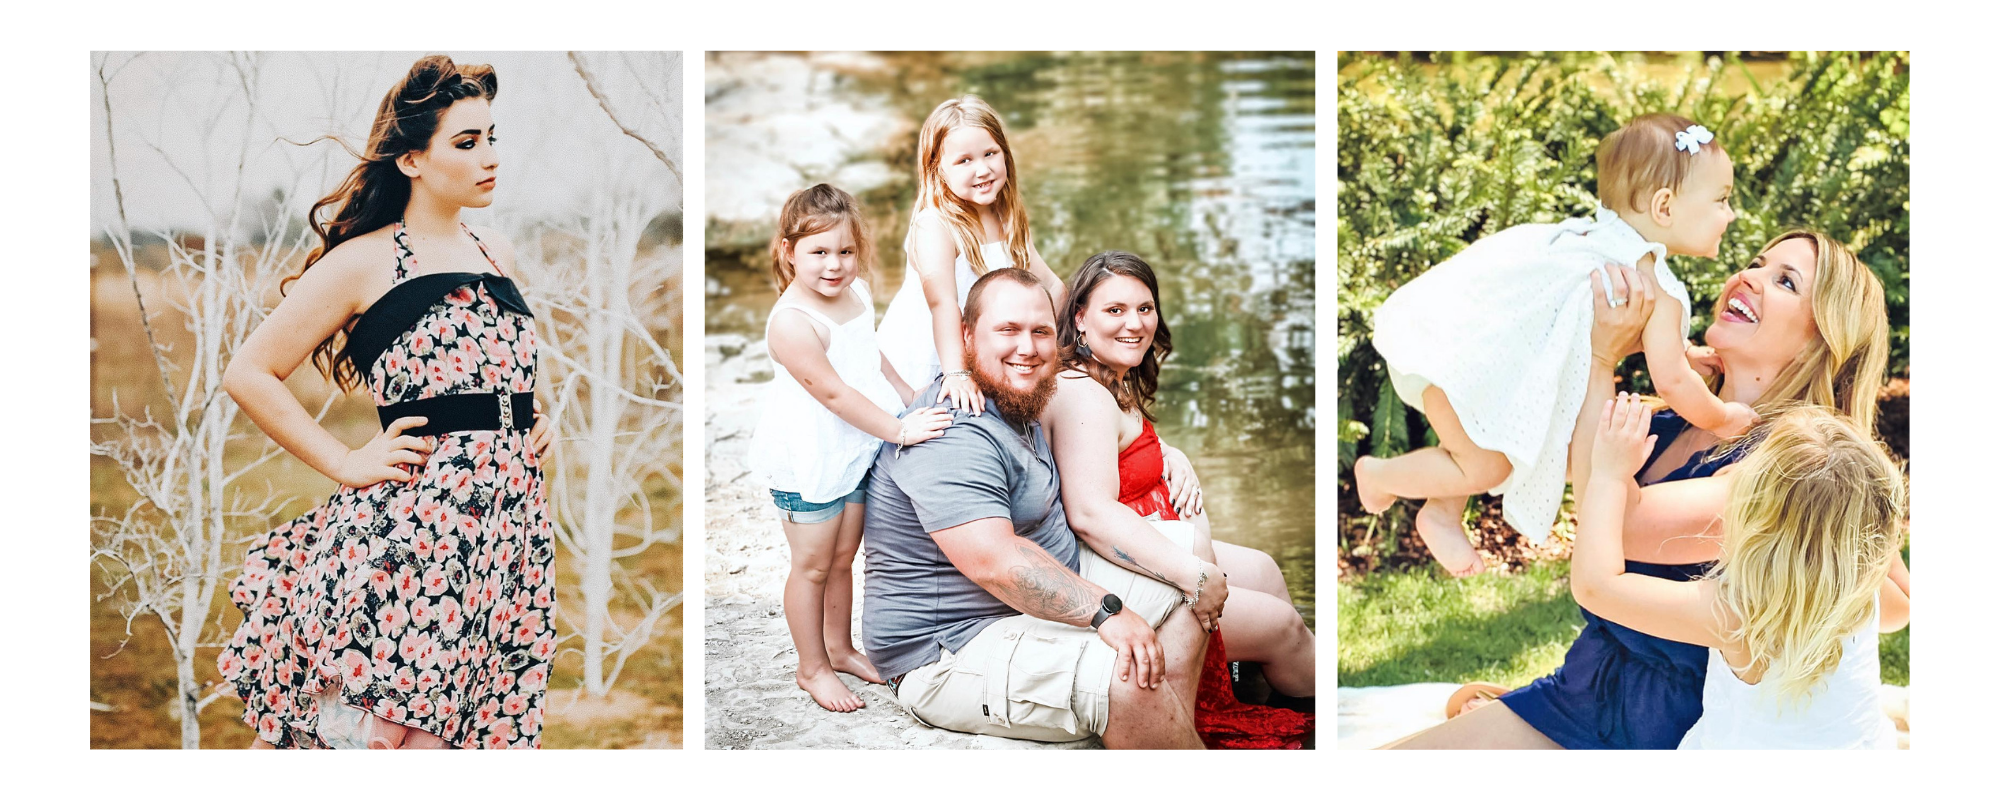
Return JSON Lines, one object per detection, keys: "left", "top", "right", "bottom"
{"left": 706, "top": 51, "right": 1317, "bottom": 625}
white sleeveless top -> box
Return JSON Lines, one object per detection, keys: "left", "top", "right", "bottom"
{"left": 1370, "top": 207, "right": 1692, "bottom": 542}
{"left": 748, "top": 282, "right": 904, "bottom": 504}
{"left": 1679, "top": 609, "right": 1899, "bottom": 749}
{"left": 878, "top": 210, "right": 1013, "bottom": 390}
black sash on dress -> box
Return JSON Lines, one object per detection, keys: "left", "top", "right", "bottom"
{"left": 343, "top": 272, "right": 533, "bottom": 377}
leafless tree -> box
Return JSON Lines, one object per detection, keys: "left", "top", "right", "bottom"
{"left": 92, "top": 52, "right": 686, "bottom": 748}
{"left": 90, "top": 51, "right": 328, "bottom": 749}
{"left": 517, "top": 52, "right": 684, "bottom": 697}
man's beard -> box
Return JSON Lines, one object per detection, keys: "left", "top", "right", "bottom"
{"left": 966, "top": 353, "right": 1057, "bottom": 423}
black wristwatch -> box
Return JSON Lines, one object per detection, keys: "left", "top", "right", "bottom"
{"left": 1089, "top": 593, "right": 1123, "bottom": 629}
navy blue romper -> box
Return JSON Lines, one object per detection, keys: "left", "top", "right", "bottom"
{"left": 1499, "top": 410, "right": 1746, "bottom": 749}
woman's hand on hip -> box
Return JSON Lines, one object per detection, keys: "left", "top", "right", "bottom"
{"left": 528, "top": 401, "right": 555, "bottom": 458}
{"left": 1590, "top": 264, "right": 1654, "bottom": 367}
{"left": 335, "top": 416, "right": 433, "bottom": 488}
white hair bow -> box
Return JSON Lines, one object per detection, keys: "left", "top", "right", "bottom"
{"left": 1675, "top": 124, "right": 1714, "bottom": 155}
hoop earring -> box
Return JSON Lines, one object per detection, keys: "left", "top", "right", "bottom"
{"left": 1075, "top": 333, "right": 1096, "bottom": 364}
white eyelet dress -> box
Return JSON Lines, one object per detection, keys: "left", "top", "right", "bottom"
{"left": 877, "top": 210, "right": 1012, "bottom": 390}
{"left": 1370, "top": 206, "right": 1691, "bottom": 541}
{"left": 1679, "top": 608, "right": 1900, "bottom": 749}
{"left": 749, "top": 281, "right": 905, "bottom": 504}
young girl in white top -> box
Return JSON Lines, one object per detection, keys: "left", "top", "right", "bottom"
{"left": 748, "top": 185, "right": 954, "bottom": 713}
{"left": 1356, "top": 113, "right": 1757, "bottom": 576}
{"left": 1575, "top": 397, "right": 1903, "bottom": 749}
{"left": 877, "top": 95, "right": 1066, "bottom": 414}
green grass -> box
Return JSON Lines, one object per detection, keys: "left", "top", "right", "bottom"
{"left": 1339, "top": 561, "right": 1911, "bottom": 688}
{"left": 1339, "top": 562, "right": 1582, "bottom": 688}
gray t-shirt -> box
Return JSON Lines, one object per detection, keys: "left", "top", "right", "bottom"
{"left": 861, "top": 379, "right": 1080, "bottom": 680}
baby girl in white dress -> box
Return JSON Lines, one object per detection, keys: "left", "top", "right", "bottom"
{"left": 1356, "top": 113, "right": 1756, "bottom": 576}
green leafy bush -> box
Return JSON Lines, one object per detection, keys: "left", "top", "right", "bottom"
{"left": 1337, "top": 52, "right": 1909, "bottom": 563}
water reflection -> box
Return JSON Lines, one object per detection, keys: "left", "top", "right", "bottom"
{"left": 706, "top": 51, "right": 1316, "bottom": 624}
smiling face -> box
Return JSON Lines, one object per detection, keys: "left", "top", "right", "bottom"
{"left": 1075, "top": 274, "right": 1160, "bottom": 373}
{"left": 783, "top": 222, "right": 860, "bottom": 299}
{"left": 1666, "top": 150, "right": 1736, "bottom": 258}
{"left": 963, "top": 276, "right": 1059, "bottom": 421}
{"left": 938, "top": 125, "right": 1008, "bottom": 207}
{"left": 1706, "top": 236, "right": 1821, "bottom": 363}
{"left": 405, "top": 98, "right": 498, "bottom": 209}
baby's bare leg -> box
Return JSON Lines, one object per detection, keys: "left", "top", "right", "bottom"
{"left": 1416, "top": 496, "right": 1485, "bottom": 577}
{"left": 1356, "top": 388, "right": 1513, "bottom": 498}
{"left": 1362, "top": 387, "right": 1506, "bottom": 575}
{"left": 1354, "top": 387, "right": 1512, "bottom": 514}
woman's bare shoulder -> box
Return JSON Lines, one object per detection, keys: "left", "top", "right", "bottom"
{"left": 301, "top": 228, "right": 394, "bottom": 289}
{"left": 1048, "top": 369, "right": 1118, "bottom": 418}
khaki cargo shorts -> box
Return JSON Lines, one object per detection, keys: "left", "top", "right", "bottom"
{"left": 892, "top": 520, "right": 1197, "bottom": 742}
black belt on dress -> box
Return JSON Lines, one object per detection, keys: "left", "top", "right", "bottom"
{"left": 377, "top": 391, "right": 535, "bottom": 437}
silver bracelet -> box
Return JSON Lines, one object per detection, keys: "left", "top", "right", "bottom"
{"left": 1183, "top": 566, "right": 1207, "bottom": 606}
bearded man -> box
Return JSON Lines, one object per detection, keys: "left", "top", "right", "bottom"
{"left": 860, "top": 267, "right": 1209, "bottom": 749}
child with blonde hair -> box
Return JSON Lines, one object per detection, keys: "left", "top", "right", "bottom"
{"left": 1358, "top": 113, "right": 1753, "bottom": 576}
{"left": 749, "top": 184, "right": 954, "bottom": 712}
{"left": 1573, "top": 397, "right": 1903, "bottom": 749}
{"left": 877, "top": 95, "right": 1066, "bottom": 414}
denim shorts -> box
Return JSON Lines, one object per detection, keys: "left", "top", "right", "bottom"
{"left": 770, "top": 479, "right": 868, "bottom": 524}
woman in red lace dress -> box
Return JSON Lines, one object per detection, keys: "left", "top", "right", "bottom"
{"left": 1044, "top": 250, "right": 1315, "bottom": 748}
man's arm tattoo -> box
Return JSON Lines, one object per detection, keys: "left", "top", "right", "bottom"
{"left": 1113, "top": 545, "right": 1178, "bottom": 587}
{"left": 1000, "top": 544, "right": 1098, "bottom": 626}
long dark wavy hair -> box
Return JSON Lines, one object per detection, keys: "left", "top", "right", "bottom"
{"left": 287, "top": 54, "right": 498, "bottom": 391}
{"left": 1058, "top": 250, "right": 1173, "bottom": 420}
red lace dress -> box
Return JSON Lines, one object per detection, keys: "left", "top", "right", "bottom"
{"left": 1118, "top": 418, "right": 1313, "bottom": 749}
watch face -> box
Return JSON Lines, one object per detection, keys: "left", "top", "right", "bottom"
{"left": 1103, "top": 594, "right": 1123, "bottom": 614}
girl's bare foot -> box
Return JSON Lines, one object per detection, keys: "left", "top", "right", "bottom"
{"left": 1415, "top": 496, "right": 1485, "bottom": 578}
{"left": 1354, "top": 456, "right": 1397, "bottom": 514}
{"left": 798, "top": 669, "right": 865, "bottom": 712}
{"left": 829, "top": 649, "right": 885, "bottom": 684}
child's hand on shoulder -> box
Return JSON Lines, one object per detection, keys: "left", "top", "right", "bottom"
{"left": 898, "top": 405, "right": 953, "bottom": 447}
{"left": 939, "top": 372, "right": 985, "bottom": 416}
{"left": 1591, "top": 393, "right": 1658, "bottom": 481}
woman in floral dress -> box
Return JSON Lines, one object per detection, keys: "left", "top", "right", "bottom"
{"left": 215, "top": 54, "right": 557, "bottom": 749}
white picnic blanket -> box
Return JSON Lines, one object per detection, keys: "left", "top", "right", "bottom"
{"left": 1337, "top": 683, "right": 1910, "bottom": 749}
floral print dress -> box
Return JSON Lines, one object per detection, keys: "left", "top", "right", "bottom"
{"left": 218, "top": 223, "right": 555, "bottom": 749}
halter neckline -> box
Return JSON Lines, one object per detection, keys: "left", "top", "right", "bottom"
{"left": 392, "top": 219, "right": 505, "bottom": 282}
